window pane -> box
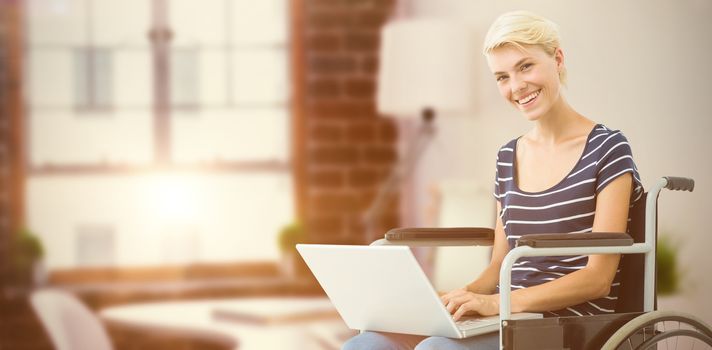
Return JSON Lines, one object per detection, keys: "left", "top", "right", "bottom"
{"left": 73, "top": 49, "right": 90, "bottom": 107}
{"left": 231, "top": 0, "right": 287, "bottom": 44}
{"left": 113, "top": 51, "right": 152, "bottom": 107}
{"left": 27, "top": 0, "right": 88, "bottom": 46}
{"left": 76, "top": 224, "right": 116, "bottom": 266}
{"left": 74, "top": 48, "right": 113, "bottom": 109}
{"left": 198, "top": 50, "right": 228, "bottom": 106}
{"left": 27, "top": 173, "right": 294, "bottom": 268}
{"left": 27, "top": 50, "right": 74, "bottom": 107}
{"left": 172, "top": 108, "right": 288, "bottom": 163}
{"left": 170, "top": 0, "right": 226, "bottom": 46}
{"left": 29, "top": 110, "right": 153, "bottom": 165}
{"left": 232, "top": 49, "right": 288, "bottom": 104}
{"left": 170, "top": 48, "right": 199, "bottom": 108}
{"left": 92, "top": 0, "right": 150, "bottom": 47}
{"left": 94, "top": 49, "right": 113, "bottom": 107}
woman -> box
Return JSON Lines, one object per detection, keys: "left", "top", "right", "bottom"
{"left": 342, "top": 10, "right": 643, "bottom": 350}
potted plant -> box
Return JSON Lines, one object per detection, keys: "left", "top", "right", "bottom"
{"left": 656, "top": 234, "right": 681, "bottom": 295}
{"left": 10, "top": 228, "right": 46, "bottom": 287}
{"left": 277, "top": 221, "right": 307, "bottom": 278}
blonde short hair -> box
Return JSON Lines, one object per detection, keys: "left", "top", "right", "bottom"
{"left": 483, "top": 11, "right": 567, "bottom": 84}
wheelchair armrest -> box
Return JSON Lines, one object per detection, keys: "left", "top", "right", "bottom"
{"left": 515, "top": 232, "right": 634, "bottom": 248}
{"left": 370, "top": 227, "right": 494, "bottom": 247}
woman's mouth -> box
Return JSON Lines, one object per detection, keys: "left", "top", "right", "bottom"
{"left": 516, "top": 90, "right": 541, "bottom": 107}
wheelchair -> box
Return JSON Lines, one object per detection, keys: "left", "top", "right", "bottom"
{"left": 372, "top": 176, "right": 712, "bottom": 349}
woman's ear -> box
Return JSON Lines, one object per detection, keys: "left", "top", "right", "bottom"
{"left": 555, "top": 47, "right": 565, "bottom": 72}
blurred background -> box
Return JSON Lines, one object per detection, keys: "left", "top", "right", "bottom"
{"left": 0, "top": 0, "right": 710, "bottom": 349}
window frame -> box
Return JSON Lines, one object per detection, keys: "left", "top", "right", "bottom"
{"left": 21, "top": 0, "right": 303, "bottom": 282}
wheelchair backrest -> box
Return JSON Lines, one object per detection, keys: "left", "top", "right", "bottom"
{"left": 616, "top": 191, "right": 653, "bottom": 313}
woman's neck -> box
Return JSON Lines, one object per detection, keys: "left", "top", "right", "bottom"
{"left": 528, "top": 97, "right": 593, "bottom": 145}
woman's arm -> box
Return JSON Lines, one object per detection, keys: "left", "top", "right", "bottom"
{"left": 445, "top": 173, "right": 633, "bottom": 320}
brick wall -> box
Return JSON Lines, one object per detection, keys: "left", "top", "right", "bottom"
{"left": 0, "top": 0, "right": 24, "bottom": 289}
{"left": 0, "top": 0, "right": 12, "bottom": 289}
{"left": 0, "top": 2, "right": 46, "bottom": 350}
{"left": 297, "top": 0, "right": 399, "bottom": 246}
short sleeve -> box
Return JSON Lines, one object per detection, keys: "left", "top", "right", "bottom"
{"left": 493, "top": 141, "right": 516, "bottom": 206}
{"left": 595, "top": 132, "right": 643, "bottom": 199}
{"left": 493, "top": 157, "right": 500, "bottom": 201}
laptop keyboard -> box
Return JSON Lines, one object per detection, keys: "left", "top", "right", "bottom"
{"left": 456, "top": 318, "right": 488, "bottom": 327}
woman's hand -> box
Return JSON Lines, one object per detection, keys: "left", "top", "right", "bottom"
{"left": 440, "top": 288, "right": 500, "bottom": 321}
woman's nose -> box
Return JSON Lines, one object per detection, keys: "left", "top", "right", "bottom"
{"left": 510, "top": 76, "right": 527, "bottom": 94}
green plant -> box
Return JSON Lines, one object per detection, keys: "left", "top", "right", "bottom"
{"left": 277, "top": 221, "right": 306, "bottom": 253}
{"left": 656, "top": 235, "right": 680, "bottom": 295}
{"left": 10, "top": 228, "right": 45, "bottom": 284}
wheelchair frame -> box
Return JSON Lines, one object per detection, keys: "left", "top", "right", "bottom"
{"left": 373, "top": 176, "right": 710, "bottom": 349}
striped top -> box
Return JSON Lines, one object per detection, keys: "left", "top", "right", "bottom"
{"left": 494, "top": 124, "right": 643, "bottom": 317}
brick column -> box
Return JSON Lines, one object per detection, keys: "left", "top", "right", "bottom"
{"left": 294, "top": 0, "right": 399, "bottom": 245}
{"left": 0, "top": 0, "right": 25, "bottom": 287}
{"left": 0, "top": 4, "right": 47, "bottom": 350}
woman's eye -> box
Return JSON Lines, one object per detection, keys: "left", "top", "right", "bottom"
{"left": 496, "top": 75, "right": 508, "bottom": 82}
{"left": 520, "top": 63, "right": 532, "bottom": 71}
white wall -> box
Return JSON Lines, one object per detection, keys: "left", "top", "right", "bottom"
{"left": 406, "top": 0, "right": 712, "bottom": 323}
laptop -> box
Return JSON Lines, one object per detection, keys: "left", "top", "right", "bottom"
{"left": 296, "top": 244, "right": 542, "bottom": 338}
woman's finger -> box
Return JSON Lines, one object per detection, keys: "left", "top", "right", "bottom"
{"left": 450, "top": 293, "right": 479, "bottom": 307}
{"left": 446, "top": 293, "right": 480, "bottom": 314}
{"left": 453, "top": 301, "right": 477, "bottom": 321}
{"left": 440, "top": 288, "right": 467, "bottom": 304}
{"left": 446, "top": 299, "right": 460, "bottom": 313}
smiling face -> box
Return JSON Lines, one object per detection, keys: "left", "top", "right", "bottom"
{"left": 486, "top": 44, "right": 564, "bottom": 121}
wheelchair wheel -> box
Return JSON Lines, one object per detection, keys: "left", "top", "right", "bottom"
{"left": 602, "top": 310, "right": 712, "bottom": 350}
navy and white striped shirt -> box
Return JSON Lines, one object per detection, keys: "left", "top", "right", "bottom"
{"left": 494, "top": 124, "right": 643, "bottom": 317}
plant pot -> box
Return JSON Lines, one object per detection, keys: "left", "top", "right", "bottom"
{"left": 280, "top": 251, "right": 297, "bottom": 279}
{"left": 32, "top": 259, "right": 49, "bottom": 287}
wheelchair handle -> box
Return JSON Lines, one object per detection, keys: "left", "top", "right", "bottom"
{"left": 663, "top": 176, "right": 695, "bottom": 192}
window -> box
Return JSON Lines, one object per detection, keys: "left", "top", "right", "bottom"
{"left": 25, "top": 0, "right": 293, "bottom": 270}
{"left": 73, "top": 47, "right": 112, "bottom": 111}
{"left": 75, "top": 224, "right": 115, "bottom": 266}
{"left": 170, "top": 48, "right": 199, "bottom": 109}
